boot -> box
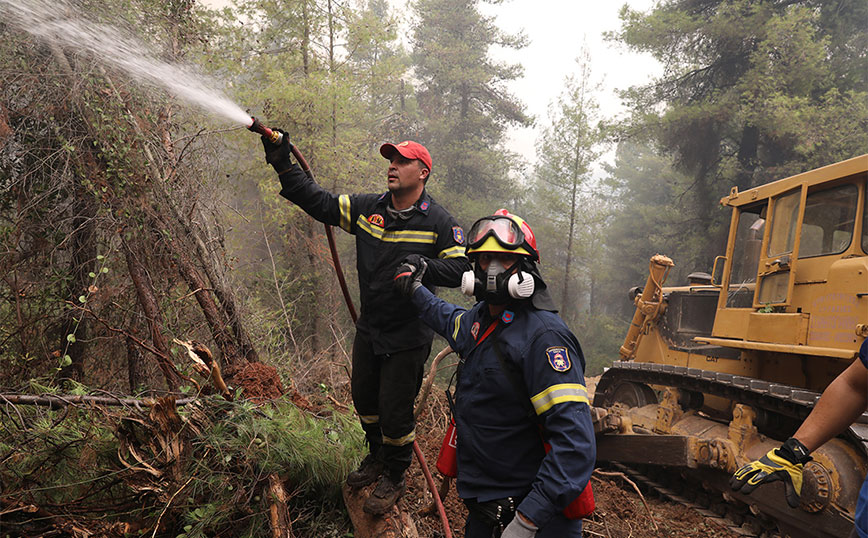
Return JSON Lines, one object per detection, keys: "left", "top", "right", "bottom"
{"left": 346, "top": 453, "right": 384, "bottom": 489}
{"left": 363, "top": 473, "right": 406, "bottom": 515}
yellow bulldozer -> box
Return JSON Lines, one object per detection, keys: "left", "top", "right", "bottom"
{"left": 593, "top": 155, "right": 868, "bottom": 537}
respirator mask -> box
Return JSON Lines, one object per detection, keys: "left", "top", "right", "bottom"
{"left": 460, "top": 258, "right": 535, "bottom": 304}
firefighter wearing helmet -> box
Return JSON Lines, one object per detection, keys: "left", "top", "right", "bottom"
{"left": 395, "top": 210, "right": 596, "bottom": 538}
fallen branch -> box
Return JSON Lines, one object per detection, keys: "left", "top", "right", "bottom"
{"left": 415, "top": 346, "right": 453, "bottom": 419}
{"left": 326, "top": 394, "right": 349, "bottom": 411}
{"left": 593, "top": 470, "right": 658, "bottom": 531}
{"left": 0, "top": 394, "right": 196, "bottom": 408}
{"left": 267, "top": 473, "right": 294, "bottom": 538}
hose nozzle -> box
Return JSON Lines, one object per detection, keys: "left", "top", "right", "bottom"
{"left": 247, "top": 116, "right": 283, "bottom": 144}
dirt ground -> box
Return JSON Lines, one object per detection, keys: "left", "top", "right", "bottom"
{"left": 399, "top": 384, "right": 743, "bottom": 538}
{"left": 293, "top": 365, "right": 744, "bottom": 538}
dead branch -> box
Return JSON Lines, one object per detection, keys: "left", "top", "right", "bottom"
{"left": 0, "top": 394, "right": 196, "bottom": 408}
{"left": 72, "top": 302, "right": 200, "bottom": 391}
{"left": 173, "top": 339, "right": 232, "bottom": 400}
{"left": 326, "top": 394, "right": 349, "bottom": 411}
{"left": 415, "top": 346, "right": 453, "bottom": 419}
{"left": 593, "top": 470, "right": 658, "bottom": 531}
{"left": 268, "top": 473, "right": 294, "bottom": 538}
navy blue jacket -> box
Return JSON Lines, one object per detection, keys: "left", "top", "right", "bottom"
{"left": 411, "top": 286, "right": 596, "bottom": 528}
{"left": 276, "top": 163, "right": 470, "bottom": 354}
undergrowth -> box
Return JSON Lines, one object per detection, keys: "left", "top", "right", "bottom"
{"left": 0, "top": 394, "right": 365, "bottom": 537}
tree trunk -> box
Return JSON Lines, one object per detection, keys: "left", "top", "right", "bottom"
{"left": 562, "top": 139, "right": 581, "bottom": 318}
{"left": 736, "top": 123, "right": 759, "bottom": 190}
{"left": 122, "top": 238, "right": 180, "bottom": 392}
{"left": 342, "top": 484, "right": 419, "bottom": 538}
{"left": 304, "top": 218, "right": 322, "bottom": 356}
{"left": 267, "top": 474, "right": 294, "bottom": 538}
{"left": 165, "top": 222, "right": 247, "bottom": 367}
{"left": 127, "top": 335, "right": 143, "bottom": 393}
{"left": 59, "top": 168, "right": 97, "bottom": 381}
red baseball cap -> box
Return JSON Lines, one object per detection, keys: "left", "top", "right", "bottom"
{"left": 380, "top": 140, "right": 432, "bottom": 171}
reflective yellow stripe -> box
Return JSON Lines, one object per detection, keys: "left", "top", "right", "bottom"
{"left": 338, "top": 195, "right": 352, "bottom": 232}
{"left": 530, "top": 383, "right": 588, "bottom": 415}
{"left": 452, "top": 312, "right": 464, "bottom": 340}
{"left": 439, "top": 245, "right": 466, "bottom": 259}
{"left": 383, "top": 430, "right": 415, "bottom": 446}
{"left": 359, "top": 415, "right": 379, "bottom": 425}
{"left": 356, "top": 216, "right": 438, "bottom": 244}
{"left": 356, "top": 216, "right": 382, "bottom": 239}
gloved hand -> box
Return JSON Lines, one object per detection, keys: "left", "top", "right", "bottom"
{"left": 393, "top": 255, "right": 428, "bottom": 298}
{"left": 730, "top": 437, "right": 811, "bottom": 508}
{"left": 501, "top": 512, "right": 537, "bottom": 538}
{"left": 260, "top": 130, "right": 293, "bottom": 172}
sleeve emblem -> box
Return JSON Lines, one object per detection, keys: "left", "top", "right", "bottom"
{"left": 452, "top": 226, "right": 465, "bottom": 244}
{"left": 470, "top": 321, "right": 480, "bottom": 340}
{"left": 368, "top": 214, "right": 385, "bottom": 227}
{"left": 546, "top": 346, "right": 571, "bottom": 372}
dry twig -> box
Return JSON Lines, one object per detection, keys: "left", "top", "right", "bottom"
{"left": 593, "top": 470, "right": 658, "bottom": 531}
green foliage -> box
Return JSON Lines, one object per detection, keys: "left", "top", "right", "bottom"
{"left": 609, "top": 0, "right": 868, "bottom": 268}
{"left": 412, "top": 0, "right": 530, "bottom": 223}
{"left": 0, "top": 396, "right": 364, "bottom": 536}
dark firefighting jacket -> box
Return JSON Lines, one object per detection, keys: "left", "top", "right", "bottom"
{"left": 411, "top": 286, "right": 596, "bottom": 529}
{"left": 276, "top": 163, "right": 470, "bottom": 354}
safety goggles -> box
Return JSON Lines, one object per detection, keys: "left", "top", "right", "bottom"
{"left": 467, "top": 216, "right": 525, "bottom": 250}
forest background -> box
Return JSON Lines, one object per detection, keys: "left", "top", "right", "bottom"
{"left": 0, "top": 0, "right": 866, "bottom": 536}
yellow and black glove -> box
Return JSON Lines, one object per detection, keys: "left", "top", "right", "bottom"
{"left": 730, "top": 437, "right": 811, "bottom": 508}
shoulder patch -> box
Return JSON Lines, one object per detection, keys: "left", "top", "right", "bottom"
{"left": 470, "top": 322, "right": 480, "bottom": 340}
{"left": 546, "top": 346, "right": 571, "bottom": 372}
{"left": 368, "top": 214, "right": 385, "bottom": 227}
{"left": 452, "top": 226, "right": 464, "bottom": 244}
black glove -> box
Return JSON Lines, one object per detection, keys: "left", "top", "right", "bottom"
{"left": 261, "top": 130, "right": 293, "bottom": 173}
{"left": 730, "top": 437, "right": 811, "bottom": 508}
{"left": 393, "top": 255, "right": 428, "bottom": 298}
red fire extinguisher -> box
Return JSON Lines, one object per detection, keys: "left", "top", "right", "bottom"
{"left": 436, "top": 417, "right": 458, "bottom": 478}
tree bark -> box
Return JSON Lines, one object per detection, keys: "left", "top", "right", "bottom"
{"left": 267, "top": 474, "right": 294, "bottom": 538}
{"left": 736, "top": 123, "right": 759, "bottom": 190}
{"left": 59, "top": 166, "right": 97, "bottom": 381}
{"left": 122, "top": 238, "right": 180, "bottom": 391}
{"left": 155, "top": 214, "right": 246, "bottom": 367}
{"left": 126, "top": 335, "right": 143, "bottom": 393}
{"left": 342, "top": 484, "right": 419, "bottom": 538}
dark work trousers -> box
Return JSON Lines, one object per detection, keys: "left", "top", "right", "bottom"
{"left": 463, "top": 509, "right": 583, "bottom": 538}
{"left": 351, "top": 331, "right": 431, "bottom": 479}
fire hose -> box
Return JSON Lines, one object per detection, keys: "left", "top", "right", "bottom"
{"left": 248, "top": 118, "right": 454, "bottom": 538}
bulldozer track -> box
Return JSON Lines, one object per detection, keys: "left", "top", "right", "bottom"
{"left": 595, "top": 360, "right": 868, "bottom": 447}
{"left": 594, "top": 361, "right": 865, "bottom": 538}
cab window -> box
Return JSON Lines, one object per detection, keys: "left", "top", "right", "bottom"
{"left": 863, "top": 179, "right": 868, "bottom": 254}
{"left": 767, "top": 190, "right": 800, "bottom": 257}
{"left": 726, "top": 203, "right": 766, "bottom": 308}
{"left": 798, "top": 184, "right": 858, "bottom": 258}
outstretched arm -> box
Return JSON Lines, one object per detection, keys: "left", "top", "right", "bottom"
{"left": 262, "top": 134, "right": 350, "bottom": 231}
{"left": 793, "top": 357, "right": 868, "bottom": 451}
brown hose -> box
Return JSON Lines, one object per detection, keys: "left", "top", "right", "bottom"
{"left": 290, "top": 145, "right": 358, "bottom": 323}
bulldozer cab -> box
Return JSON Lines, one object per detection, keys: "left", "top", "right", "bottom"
{"left": 709, "top": 155, "right": 868, "bottom": 363}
